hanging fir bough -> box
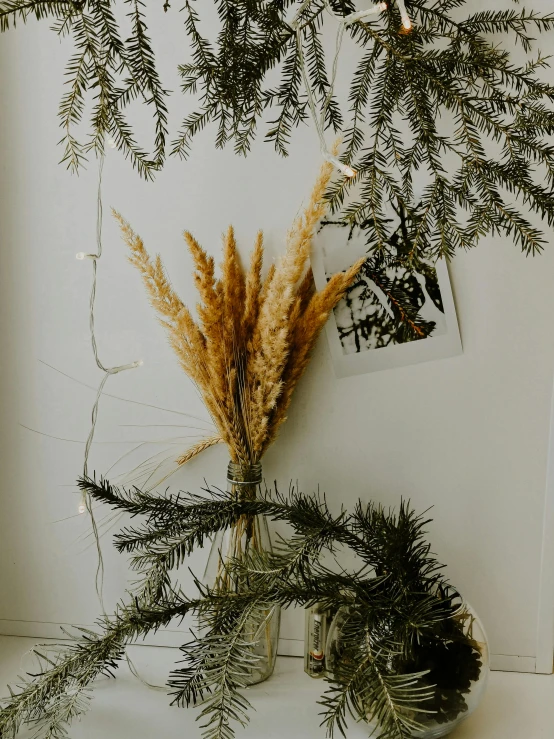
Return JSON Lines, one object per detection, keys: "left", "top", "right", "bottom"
{"left": 0, "top": 0, "right": 169, "bottom": 178}
{"left": 1, "top": 0, "right": 554, "bottom": 256}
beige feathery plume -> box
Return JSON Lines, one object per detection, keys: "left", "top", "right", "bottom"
{"left": 282, "top": 159, "right": 333, "bottom": 284}
{"left": 243, "top": 231, "right": 263, "bottom": 340}
{"left": 114, "top": 210, "right": 207, "bottom": 388}
{"left": 166, "top": 306, "right": 207, "bottom": 385}
{"left": 257, "top": 158, "right": 333, "bottom": 327}
{"left": 222, "top": 225, "right": 245, "bottom": 340}
{"left": 185, "top": 231, "right": 219, "bottom": 325}
{"left": 263, "top": 258, "right": 365, "bottom": 453}
{"left": 184, "top": 231, "right": 228, "bottom": 406}
{"left": 115, "top": 210, "right": 184, "bottom": 322}
{"left": 262, "top": 262, "right": 276, "bottom": 292}
{"left": 247, "top": 159, "right": 335, "bottom": 455}
{"left": 288, "top": 267, "right": 316, "bottom": 335}
{"left": 255, "top": 261, "right": 276, "bottom": 326}
{"left": 296, "top": 267, "right": 316, "bottom": 312}
{"left": 220, "top": 226, "right": 249, "bottom": 453}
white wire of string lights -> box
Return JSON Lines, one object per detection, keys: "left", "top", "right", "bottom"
{"left": 75, "top": 147, "right": 143, "bottom": 605}
{"left": 292, "top": 0, "right": 411, "bottom": 177}
{"left": 74, "top": 149, "right": 174, "bottom": 691}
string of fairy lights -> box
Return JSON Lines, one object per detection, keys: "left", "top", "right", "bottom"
{"left": 74, "top": 148, "right": 143, "bottom": 611}
{"left": 75, "top": 149, "right": 143, "bottom": 516}
{"left": 74, "top": 150, "right": 168, "bottom": 688}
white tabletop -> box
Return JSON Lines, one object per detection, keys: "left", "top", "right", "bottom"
{"left": 0, "top": 637, "right": 552, "bottom": 739}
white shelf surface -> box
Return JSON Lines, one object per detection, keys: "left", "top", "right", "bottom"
{"left": 0, "top": 637, "right": 553, "bottom": 739}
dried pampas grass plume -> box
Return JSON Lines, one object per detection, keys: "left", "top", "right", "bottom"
{"left": 116, "top": 159, "right": 363, "bottom": 466}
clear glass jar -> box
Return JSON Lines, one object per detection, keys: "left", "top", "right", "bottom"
{"left": 203, "top": 461, "right": 281, "bottom": 685}
{"left": 326, "top": 599, "right": 489, "bottom": 738}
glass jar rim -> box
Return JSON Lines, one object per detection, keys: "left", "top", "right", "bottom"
{"left": 227, "top": 460, "right": 262, "bottom": 485}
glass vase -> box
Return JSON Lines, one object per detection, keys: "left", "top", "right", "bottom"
{"left": 326, "top": 599, "right": 489, "bottom": 738}
{"left": 203, "top": 460, "right": 281, "bottom": 685}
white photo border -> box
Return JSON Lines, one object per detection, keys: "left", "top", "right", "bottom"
{"left": 311, "top": 250, "right": 462, "bottom": 378}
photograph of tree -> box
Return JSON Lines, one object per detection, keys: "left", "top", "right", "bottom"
{"left": 312, "top": 207, "right": 462, "bottom": 376}
{"left": 320, "top": 219, "right": 446, "bottom": 354}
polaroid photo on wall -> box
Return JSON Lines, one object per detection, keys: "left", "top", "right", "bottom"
{"left": 311, "top": 217, "right": 462, "bottom": 378}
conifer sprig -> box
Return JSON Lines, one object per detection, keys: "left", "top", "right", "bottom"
{"left": 0, "top": 0, "right": 169, "bottom": 178}
{"left": 0, "top": 592, "right": 200, "bottom": 739}
{"left": 0, "top": 479, "right": 483, "bottom": 739}
{"left": 2, "top": 1, "right": 554, "bottom": 258}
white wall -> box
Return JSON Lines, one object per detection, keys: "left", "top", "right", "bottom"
{"left": 1, "top": 2, "right": 554, "bottom": 670}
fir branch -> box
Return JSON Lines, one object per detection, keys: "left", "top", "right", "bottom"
{"left": 319, "top": 610, "right": 434, "bottom": 739}
{"left": 2, "top": 0, "right": 554, "bottom": 258}
{"left": 1, "top": 0, "right": 167, "bottom": 177}
{"left": 78, "top": 475, "right": 195, "bottom": 522}
{"left": 0, "top": 0, "right": 73, "bottom": 31}
{"left": 82, "top": 476, "right": 365, "bottom": 576}
{"left": 169, "top": 599, "right": 270, "bottom": 739}
{"left": 0, "top": 595, "right": 198, "bottom": 739}
{"left": 1, "top": 476, "right": 483, "bottom": 739}
{"left": 123, "top": 0, "right": 169, "bottom": 170}
{"left": 264, "top": 39, "right": 306, "bottom": 156}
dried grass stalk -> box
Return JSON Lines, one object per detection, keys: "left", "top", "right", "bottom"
{"left": 117, "top": 161, "right": 363, "bottom": 466}
{"left": 264, "top": 259, "right": 365, "bottom": 451}
{"left": 177, "top": 435, "right": 224, "bottom": 466}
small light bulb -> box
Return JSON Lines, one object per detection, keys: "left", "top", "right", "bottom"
{"left": 379, "top": 2, "right": 387, "bottom": 9}
{"left": 324, "top": 153, "right": 356, "bottom": 178}
{"left": 78, "top": 503, "right": 86, "bottom": 514}
{"left": 135, "top": 359, "right": 144, "bottom": 367}
{"left": 76, "top": 252, "right": 85, "bottom": 260}
{"left": 396, "top": 0, "right": 412, "bottom": 31}
{"left": 108, "top": 138, "right": 117, "bottom": 149}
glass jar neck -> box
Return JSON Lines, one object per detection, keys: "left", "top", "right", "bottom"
{"left": 227, "top": 461, "right": 262, "bottom": 501}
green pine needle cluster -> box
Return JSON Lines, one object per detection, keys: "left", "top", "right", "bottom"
{"left": 1, "top": 1, "right": 554, "bottom": 257}
{"left": 0, "top": 0, "right": 169, "bottom": 179}
{"left": 0, "top": 476, "right": 483, "bottom": 739}
{"left": 326, "top": 3, "right": 554, "bottom": 258}
{"left": 0, "top": 593, "right": 199, "bottom": 739}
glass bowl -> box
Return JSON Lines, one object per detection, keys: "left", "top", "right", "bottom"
{"left": 326, "top": 599, "right": 489, "bottom": 739}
